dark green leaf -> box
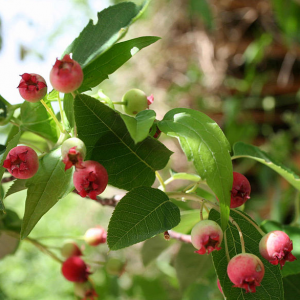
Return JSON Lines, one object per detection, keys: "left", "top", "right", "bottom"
{"left": 175, "top": 243, "right": 213, "bottom": 291}
{"left": 233, "top": 142, "right": 300, "bottom": 191}
{"left": 210, "top": 209, "right": 283, "bottom": 300}
{"left": 0, "top": 209, "right": 22, "bottom": 232}
{"left": 141, "top": 235, "right": 173, "bottom": 266}
{"left": 80, "top": 36, "right": 160, "bottom": 91}
{"left": 261, "top": 220, "right": 300, "bottom": 277}
{"left": 120, "top": 110, "right": 156, "bottom": 144}
{"left": 20, "top": 100, "right": 58, "bottom": 143}
{"left": 5, "top": 179, "right": 27, "bottom": 199}
{"left": 107, "top": 187, "right": 180, "bottom": 250}
{"left": 74, "top": 94, "right": 172, "bottom": 191}
{"left": 20, "top": 147, "right": 74, "bottom": 239}
{"left": 283, "top": 274, "right": 300, "bottom": 300}
{"left": 0, "top": 131, "right": 21, "bottom": 212}
{"left": 63, "top": 1, "right": 150, "bottom": 67}
{"left": 158, "top": 108, "right": 232, "bottom": 231}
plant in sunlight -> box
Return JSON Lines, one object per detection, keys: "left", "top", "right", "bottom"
{"left": 0, "top": 1, "right": 299, "bottom": 300}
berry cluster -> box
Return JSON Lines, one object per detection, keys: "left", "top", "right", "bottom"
{"left": 190, "top": 172, "right": 296, "bottom": 294}
{"left": 60, "top": 226, "right": 107, "bottom": 300}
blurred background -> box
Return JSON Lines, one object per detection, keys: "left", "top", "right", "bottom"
{"left": 1, "top": 0, "right": 300, "bottom": 299}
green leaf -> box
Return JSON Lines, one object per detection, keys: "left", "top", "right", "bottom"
{"left": 20, "top": 100, "right": 58, "bottom": 143}
{"left": 0, "top": 209, "right": 22, "bottom": 232}
{"left": 233, "top": 142, "right": 300, "bottom": 191}
{"left": 0, "top": 130, "right": 22, "bottom": 212}
{"left": 141, "top": 235, "right": 173, "bottom": 266}
{"left": 283, "top": 274, "right": 300, "bottom": 300}
{"left": 174, "top": 243, "right": 213, "bottom": 291}
{"left": 80, "top": 36, "right": 160, "bottom": 91}
{"left": 172, "top": 210, "right": 203, "bottom": 234}
{"left": 74, "top": 94, "right": 172, "bottom": 191}
{"left": 210, "top": 209, "right": 283, "bottom": 300}
{"left": 63, "top": 1, "right": 150, "bottom": 68}
{"left": 0, "top": 94, "right": 7, "bottom": 121}
{"left": 20, "top": 148, "right": 74, "bottom": 239}
{"left": 260, "top": 220, "right": 300, "bottom": 277}
{"left": 120, "top": 110, "right": 156, "bottom": 144}
{"left": 63, "top": 93, "right": 74, "bottom": 129}
{"left": 5, "top": 179, "right": 27, "bottom": 199}
{"left": 158, "top": 108, "right": 232, "bottom": 231}
{"left": 107, "top": 187, "right": 180, "bottom": 250}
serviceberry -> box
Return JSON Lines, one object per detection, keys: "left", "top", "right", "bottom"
{"left": 259, "top": 230, "right": 296, "bottom": 269}
{"left": 61, "top": 256, "right": 90, "bottom": 282}
{"left": 227, "top": 253, "right": 265, "bottom": 293}
{"left": 84, "top": 226, "right": 107, "bottom": 246}
{"left": 17, "top": 73, "right": 47, "bottom": 102}
{"left": 217, "top": 278, "right": 223, "bottom": 294}
{"left": 73, "top": 160, "right": 108, "bottom": 200}
{"left": 3, "top": 146, "right": 39, "bottom": 179}
{"left": 230, "top": 172, "right": 251, "bottom": 208}
{"left": 61, "top": 242, "right": 83, "bottom": 259}
{"left": 191, "top": 220, "right": 223, "bottom": 254}
{"left": 74, "top": 282, "right": 98, "bottom": 300}
{"left": 61, "top": 137, "right": 86, "bottom": 171}
{"left": 122, "top": 89, "right": 149, "bottom": 115}
{"left": 50, "top": 54, "right": 83, "bottom": 93}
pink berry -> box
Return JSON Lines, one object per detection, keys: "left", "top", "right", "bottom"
{"left": 50, "top": 54, "right": 83, "bottom": 93}
{"left": 17, "top": 73, "right": 47, "bottom": 102}
{"left": 74, "top": 282, "right": 98, "bottom": 300}
{"left": 230, "top": 172, "right": 251, "bottom": 208}
{"left": 61, "top": 242, "right": 83, "bottom": 259}
{"left": 84, "top": 226, "right": 107, "bottom": 246}
{"left": 227, "top": 253, "right": 265, "bottom": 293}
{"left": 73, "top": 160, "right": 108, "bottom": 200}
{"left": 61, "top": 256, "right": 90, "bottom": 282}
{"left": 259, "top": 230, "right": 297, "bottom": 269}
{"left": 61, "top": 138, "right": 86, "bottom": 171}
{"left": 191, "top": 220, "right": 223, "bottom": 255}
{"left": 3, "top": 146, "right": 39, "bottom": 179}
{"left": 217, "top": 278, "right": 223, "bottom": 294}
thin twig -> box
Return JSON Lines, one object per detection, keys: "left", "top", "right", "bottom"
{"left": 168, "top": 230, "right": 191, "bottom": 244}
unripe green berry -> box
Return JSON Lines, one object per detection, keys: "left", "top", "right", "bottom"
{"left": 122, "top": 89, "right": 148, "bottom": 116}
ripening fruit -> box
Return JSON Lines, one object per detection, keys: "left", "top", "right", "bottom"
{"left": 84, "top": 226, "right": 107, "bottom": 246}
{"left": 61, "top": 242, "right": 83, "bottom": 259}
{"left": 3, "top": 146, "right": 39, "bottom": 179}
{"left": 122, "top": 89, "right": 149, "bottom": 115}
{"left": 74, "top": 282, "right": 98, "bottom": 300}
{"left": 73, "top": 160, "right": 108, "bottom": 200}
{"left": 61, "top": 137, "right": 86, "bottom": 171}
{"left": 217, "top": 279, "right": 223, "bottom": 294}
{"left": 230, "top": 172, "right": 251, "bottom": 208}
{"left": 17, "top": 73, "right": 47, "bottom": 102}
{"left": 50, "top": 54, "right": 83, "bottom": 93}
{"left": 227, "top": 253, "right": 265, "bottom": 293}
{"left": 259, "top": 231, "right": 296, "bottom": 269}
{"left": 191, "top": 220, "right": 223, "bottom": 255}
{"left": 61, "top": 256, "right": 90, "bottom": 282}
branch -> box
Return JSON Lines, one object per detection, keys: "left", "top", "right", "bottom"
{"left": 168, "top": 230, "right": 192, "bottom": 244}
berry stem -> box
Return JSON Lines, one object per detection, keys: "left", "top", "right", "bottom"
{"left": 112, "top": 101, "right": 126, "bottom": 105}
{"left": 229, "top": 216, "right": 246, "bottom": 253}
{"left": 232, "top": 208, "right": 266, "bottom": 236}
{"left": 40, "top": 99, "right": 64, "bottom": 133}
{"left": 224, "top": 230, "right": 230, "bottom": 262}
{"left": 57, "top": 93, "right": 65, "bottom": 131}
{"left": 156, "top": 171, "right": 166, "bottom": 191}
{"left": 35, "top": 235, "right": 85, "bottom": 241}
{"left": 200, "top": 201, "right": 204, "bottom": 221}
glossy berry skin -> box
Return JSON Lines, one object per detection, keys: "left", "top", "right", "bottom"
{"left": 191, "top": 220, "right": 223, "bottom": 255}
{"left": 50, "top": 54, "right": 83, "bottom": 93}
{"left": 227, "top": 253, "right": 265, "bottom": 293}
{"left": 74, "top": 282, "right": 98, "bottom": 300}
{"left": 84, "top": 226, "right": 107, "bottom": 246}
{"left": 122, "top": 89, "right": 149, "bottom": 115}
{"left": 230, "top": 172, "right": 251, "bottom": 208}
{"left": 259, "top": 231, "right": 296, "bottom": 269}
{"left": 3, "top": 146, "right": 39, "bottom": 179}
{"left": 61, "top": 242, "right": 83, "bottom": 259}
{"left": 61, "top": 138, "right": 86, "bottom": 171}
{"left": 61, "top": 257, "right": 89, "bottom": 282}
{"left": 18, "top": 73, "right": 47, "bottom": 102}
{"left": 73, "top": 160, "right": 108, "bottom": 200}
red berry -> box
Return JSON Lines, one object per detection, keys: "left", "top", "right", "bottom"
{"left": 217, "top": 278, "right": 223, "bottom": 294}
{"left": 61, "top": 242, "right": 83, "bottom": 259}
{"left": 227, "top": 253, "right": 265, "bottom": 293}
{"left": 230, "top": 172, "right": 251, "bottom": 208}
{"left": 3, "top": 146, "right": 39, "bottom": 179}
{"left": 61, "top": 257, "right": 90, "bottom": 282}
{"left": 17, "top": 73, "right": 47, "bottom": 102}
{"left": 259, "top": 230, "right": 296, "bottom": 269}
{"left": 50, "top": 54, "right": 83, "bottom": 93}
{"left": 191, "top": 220, "right": 223, "bottom": 255}
{"left": 74, "top": 282, "right": 98, "bottom": 300}
{"left": 84, "top": 226, "right": 107, "bottom": 246}
{"left": 73, "top": 160, "right": 108, "bottom": 200}
{"left": 61, "top": 138, "right": 86, "bottom": 171}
